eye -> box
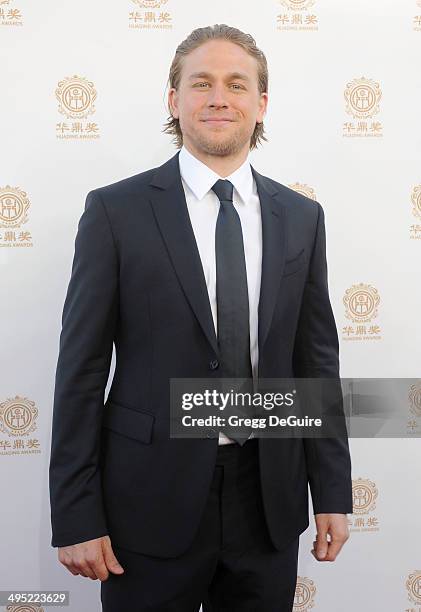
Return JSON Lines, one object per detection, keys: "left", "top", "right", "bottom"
{"left": 195, "top": 82, "right": 210, "bottom": 87}
{"left": 230, "top": 83, "right": 243, "bottom": 89}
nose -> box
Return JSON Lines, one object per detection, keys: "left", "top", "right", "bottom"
{"left": 206, "top": 84, "right": 229, "bottom": 108}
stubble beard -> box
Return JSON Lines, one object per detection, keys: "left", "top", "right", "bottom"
{"left": 187, "top": 123, "right": 251, "bottom": 157}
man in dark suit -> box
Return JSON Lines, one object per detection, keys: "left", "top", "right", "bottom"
{"left": 49, "top": 23, "right": 352, "bottom": 611}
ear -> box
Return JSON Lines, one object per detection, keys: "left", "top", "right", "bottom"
{"left": 168, "top": 87, "right": 179, "bottom": 119}
{"left": 257, "top": 92, "right": 268, "bottom": 123}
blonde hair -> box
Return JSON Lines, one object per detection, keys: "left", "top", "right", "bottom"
{"left": 162, "top": 24, "right": 269, "bottom": 151}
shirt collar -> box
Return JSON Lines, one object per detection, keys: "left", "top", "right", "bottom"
{"left": 179, "top": 144, "right": 254, "bottom": 204}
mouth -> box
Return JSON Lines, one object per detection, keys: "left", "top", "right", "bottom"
{"left": 202, "top": 119, "right": 234, "bottom": 126}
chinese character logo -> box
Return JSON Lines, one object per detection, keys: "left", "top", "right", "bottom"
{"left": 0, "top": 186, "right": 30, "bottom": 228}
{"left": 343, "top": 283, "right": 380, "bottom": 323}
{"left": 352, "top": 478, "right": 378, "bottom": 515}
{"left": 0, "top": 396, "right": 38, "bottom": 437}
{"left": 55, "top": 75, "right": 97, "bottom": 119}
{"left": 344, "top": 77, "right": 382, "bottom": 120}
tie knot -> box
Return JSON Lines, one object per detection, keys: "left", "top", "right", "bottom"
{"left": 211, "top": 179, "right": 234, "bottom": 203}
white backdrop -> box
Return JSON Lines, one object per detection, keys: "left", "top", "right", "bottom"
{"left": 1, "top": 0, "right": 421, "bottom": 610}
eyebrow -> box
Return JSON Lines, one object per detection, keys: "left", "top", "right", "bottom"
{"left": 187, "top": 71, "right": 251, "bottom": 82}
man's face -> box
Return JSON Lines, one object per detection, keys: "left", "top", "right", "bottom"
{"left": 168, "top": 39, "right": 268, "bottom": 157}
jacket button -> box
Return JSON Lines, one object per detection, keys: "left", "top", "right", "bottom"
{"left": 209, "top": 359, "right": 219, "bottom": 370}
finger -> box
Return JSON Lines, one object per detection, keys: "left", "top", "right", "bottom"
{"left": 102, "top": 541, "right": 124, "bottom": 575}
{"left": 314, "top": 532, "right": 329, "bottom": 560}
{"left": 88, "top": 558, "right": 110, "bottom": 582}
{"left": 59, "top": 557, "right": 80, "bottom": 576}
{"left": 323, "top": 537, "right": 346, "bottom": 562}
{"left": 311, "top": 540, "right": 321, "bottom": 561}
{"left": 75, "top": 560, "right": 97, "bottom": 580}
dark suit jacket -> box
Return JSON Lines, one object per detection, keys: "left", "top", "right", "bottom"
{"left": 49, "top": 150, "right": 353, "bottom": 557}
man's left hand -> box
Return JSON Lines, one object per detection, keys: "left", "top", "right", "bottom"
{"left": 311, "top": 513, "right": 350, "bottom": 562}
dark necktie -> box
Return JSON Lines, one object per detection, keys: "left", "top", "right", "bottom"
{"left": 212, "top": 179, "right": 253, "bottom": 446}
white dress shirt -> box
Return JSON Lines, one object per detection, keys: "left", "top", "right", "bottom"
{"left": 178, "top": 144, "right": 262, "bottom": 445}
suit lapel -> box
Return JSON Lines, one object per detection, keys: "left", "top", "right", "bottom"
{"left": 149, "top": 151, "right": 219, "bottom": 355}
{"left": 148, "top": 151, "right": 288, "bottom": 359}
{"left": 251, "top": 165, "right": 288, "bottom": 356}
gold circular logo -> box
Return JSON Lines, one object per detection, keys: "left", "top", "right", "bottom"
{"left": 0, "top": 186, "right": 30, "bottom": 228}
{"left": 406, "top": 570, "right": 421, "bottom": 605}
{"left": 344, "top": 77, "right": 382, "bottom": 119}
{"left": 131, "top": 0, "right": 168, "bottom": 7}
{"left": 6, "top": 607, "right": 45, "bottom": 612}
{"left": 279, "top": 0, "right": 315, "bottom": 9}
{"left": 0, "top": 396, "right": 38, "bottom": 437}
{"left": 343, "top": 283, "right": 380, "bottom": 323}
{"left": 352, "top": 478, "right": 378, "bottom": 515}
{"left": 411, "top": 185, "right": 421, "bottom": 220}
{"left": 289, "top": 183, "right": 317, "bottom": 201}
{"left": 294, "top": 576, "right": 316, "bottom": 611}
{"left": 409, "top": 383, "right": 421, "bottom": 417}
{"left": 55, "top": 75, "right": 97, "bottom": 119}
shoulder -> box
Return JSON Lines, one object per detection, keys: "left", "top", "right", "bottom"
{"left": 87, "top": 165, "right": 159, "bottom": 205}
{"left": 255, "top": 170, "right": 322, "bottom": 219}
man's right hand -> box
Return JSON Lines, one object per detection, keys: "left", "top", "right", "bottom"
{"left": 58, "top": 535, "right": 125, "bottom": 581}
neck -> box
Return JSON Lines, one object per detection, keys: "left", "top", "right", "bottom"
{"left": 182, "top": 141, "right": 249, "bottom": 178}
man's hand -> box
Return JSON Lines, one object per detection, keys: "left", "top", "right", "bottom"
{"left": 58, "top": 535, "right": 124, "bottom": 581}
{"left": 311, "top": 513, "right": 350, "bottom": 562}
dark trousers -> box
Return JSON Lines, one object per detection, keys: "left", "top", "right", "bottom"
{"left": 101, "top": 438, "right": 299, "bottom": 611}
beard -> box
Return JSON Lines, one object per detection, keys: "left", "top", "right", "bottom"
{"left": 186, "top": 122, "right": 251, "bottom": 157}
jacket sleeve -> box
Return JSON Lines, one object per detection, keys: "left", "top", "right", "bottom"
{"left": 292, "top": 201, "right": 353, "bottom": 515}
{"left": 49, "top": 190, "right": 119, "bottom": 547}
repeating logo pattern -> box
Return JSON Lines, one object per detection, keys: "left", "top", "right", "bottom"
{"left": 411, "top": 186, "right": 421, "bottom": 220}
{"left": 0, "top": 0, "right": 23, "bottom": 27}
{"left": 342, "top": 283, "right": 382, "bottom": 341}
{"left": 293, "top": 576, "right": 316, "bottom": 611}
{"left": 0, "top": 186, "right": 33, "bottom": 247}
{"left": 406, "top": 570, "right": 421, "bottom": 606}
{"left": 129, "top": 0, "right": 172, "bottom": 29}
{"left": 410, "top": 185, "right": 421, "bottom": 239}
{"left": 407, "top": 381, "right": 421, "bottom": 435}
{"left": 55, "top": 75, "right": 100, "bottom": 139}
{"left": 131, "top": 0, "right": 168, "bottom": 6}
{"left": 409, "top": 383, "right": 421, "bottom": 418}
{"left": 343, "top": 77, "right": 383, "bottom": 137}
{"left": 352, "top": 478, "right": 378, "bottom": 514}
{"left": 279, "top": 0, "right": 315, "bottom": 9}
{"left": 55, "top": 75, "right": 97, "bottom": 120}
{"left": 276, "top": 0, "right": 318, "bottom": 30}
{"left": 6, "top": 606, "right": 44, "bottom": 612}
{"left": 289, "top": 183, "right": 317, "bottom": 200}
{"left": 414, "top": 0, "right": 421, "bottom": 30}
{"left": 0, "top": 186, "right": 30, "bottom": 228}
{"left": 350, "top": 478, "right": 380, "bottom": 532}
{"left": 0, "top": 397, "right": 41, "bottom": 456}
{"left": 343, "top": 283, "right": 380, "bottom": 323}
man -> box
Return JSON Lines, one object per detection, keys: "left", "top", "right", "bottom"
{"left": 49, "top": 24, "right": 353, "bottom": 611}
